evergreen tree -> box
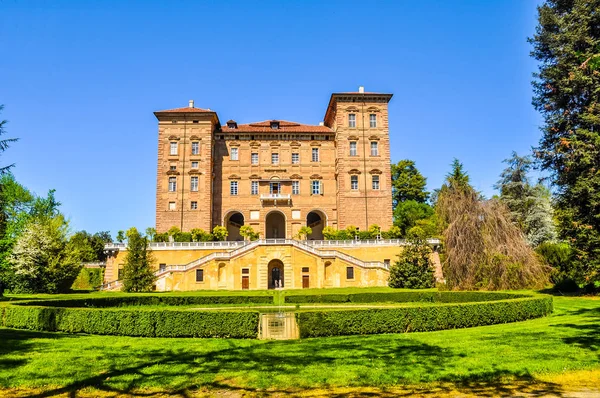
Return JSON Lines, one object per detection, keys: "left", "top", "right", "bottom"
{"left": 530, "top": 0, "right": 600, "bottom": 282}
{"left": 0, "top": 105, "right": 18, "bottom": 175}
{"left": 495, "top": 152, "right": 557, "bottom": 246}
{"left": 393, "top": 200, "right": 435, "bottom": 236}
{"left": 388, "top": 233, "right": 435, "bottom": 289}
{"left": 390, "top": 160, "right": 429, "bottom": 207}
{"left": 122, "top": 227, "right": 156, "bottom": 292}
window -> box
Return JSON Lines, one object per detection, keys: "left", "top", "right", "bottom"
{"left": 191, "top": 142, "right": 199, "bottom": 155}
{"left": 251, "top": 181, "right": 259, "bottom": 195}
{"left": 168, "top": 177, "right": 176, "bottom": 192}
{"left": 230, "top": 181, "right": 238, "bottom": 196}
{"left": 196, "top": 269, "right": 204, "bottom": 282}
{"left": 348, "top": 114, "right": 356, "bottom": 128}
{"left": 191, "top": 161, "right": 199, "bottom": 168}
{"left": 230, "top": 147, "right": 238, "bottom": 161}
{"left": 251, "top": 152, "right": 259, "bottom": 165}
{"left": 190, "top": 176, "right": 198, "bottom": 192}
{"left": 169, "top": 142, "right": 178, "bottom": 155}
{"left": 372, "top": 175, "right": 380, "bottom": 190}
{"left": 349, "top": 141, "right": 357, "bottom": 156}
{"left": 346, "top": 267, "right": 354, "bottom": 279}
{"left": 312, "top": 148, "right": 319, "bottom": 162}
{"left": 269, "top": 182, "right": 280, "bottom": 195}
{"left": 292, "top": 180, "right": 299, "bottom": 195}
{"left": 159, "top": 263, "right": 166, "bottom": 272}
{"left": 302, "top": 267, "right": 309, "bottom": 273}
{"left": 351, "top": 175, "right": 358, "bottom": 190}
{"left": 118, "top": 268, "right": 123, "bottom": 280}
{"left": 169, "top": 165, "right": 177, "bottom": 171}
{"left": 371, "top": 141, "right": 379, "bottom": 156}
{"left": 370, "top": 114, "right": 377, "bottom": 128}
{"left": 242, "top": 268, "right": 249, "bottom": 275}
{"left": 271, "top": 153, "right": 279, "bottom": 165}
{"left": 311, "top": 180, "right": 321, "bottom": 195}
{"left": 168, "top": 201, "right": 176, "bottom": 210}
{"left": 191, "top": 201, "right": 198, "bottom": 210}
{"left": 292, "top": 153, "right": 300, "bottom": 164}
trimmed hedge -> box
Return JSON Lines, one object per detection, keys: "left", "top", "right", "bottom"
{"left": 20, "top": 294, "right": 273, "bottom": 308}
{"left": 296, "top": 296, "right": 553, "bottom": 338}
{"left": 285, "top": 291, "right": 528, "bottom": 304}
{"left": 1, "top": 305, "right": 258, "bottom": 338}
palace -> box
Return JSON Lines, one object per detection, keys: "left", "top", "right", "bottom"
{"left": 154, "top": 86, "right": 393, "bottom": 238}
{"left": 102, "top": 88, "right": 440, "bottom": 291}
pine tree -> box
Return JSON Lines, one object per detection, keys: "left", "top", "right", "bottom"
{"left": 388, "top": 233, "right": 435, "bottom": 289}
{"left": 496, "top": 152, "right": 557, "bottom": 246}
{"left": 122, "top": 228, "right": 156, "bottom": 292}
{"left": 390, "top": 160, "right": 429, "bottom": 207}
{"left": 530, "top": 0, "right": 600, "bottom": 282}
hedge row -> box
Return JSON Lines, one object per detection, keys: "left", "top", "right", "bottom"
{"left": 296, "top": 296, "right": 553, "bottom": 338}
{"left": 20, "top": 294, "right": 273, "bottom": 308}
{"left": 285, "top": 291, "right": 527, "bottom": 304}
{"left": 1, "top": 306, "right": 259, "bottom": 338}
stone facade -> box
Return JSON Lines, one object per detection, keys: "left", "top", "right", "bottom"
{"left": 154, "top": 88, "right": 394, "bottom": 238}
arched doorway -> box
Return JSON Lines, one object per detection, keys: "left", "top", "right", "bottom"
{"left": 306, "top": 210, "right": 326, "bottom": 240}
{"left": 225, "top": 211, "right": 244, "bottom": 241}
{"left": 266, "top": 211, "right": 286, "bottom": 239}
{"left": 268, "top": 259, "right": 284, "bottom": 289}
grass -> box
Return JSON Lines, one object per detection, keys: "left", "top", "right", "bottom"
{"left": 0, "top": 289, "right": 598, "bottom": 396}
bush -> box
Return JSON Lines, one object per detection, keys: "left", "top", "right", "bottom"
{"left": 536, "top": 241, "right": 580, "bottom": 286}
{"left": 296, "top": 296, "right": 553, "bottom": 337}
{"left": 19, "top": 294, "right": 274, "bottom": 308}
{"left": 388, "top": 238, "right": 435, "bottom": 289}
{"left": 285, "top": 291, "right": 528, "bottom": 304}
{"left": 71, "top": 268, "right": 104, "bottom": 290}
{"left": 1, "top": 305, "right": 258, "bottom": 338}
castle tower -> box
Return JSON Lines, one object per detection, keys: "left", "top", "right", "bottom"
{"left": 154, "top": 101, "right": 219, "bottom": 233}
{"left": 325, "top": 87, "right": 393, "bottom": 230}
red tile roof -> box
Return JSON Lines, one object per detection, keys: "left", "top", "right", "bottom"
{"left": 224, "top": 120, "right": 332, "bottom": 133}
{"left": 154, "top": 106, "right": 213, "bottom": 113}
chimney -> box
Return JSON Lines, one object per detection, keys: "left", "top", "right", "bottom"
{"left": 189, "top": 100, "right": 194, "bottom": 108}
{"left": 358, "top": 86, "right": 365, "bottom": 94}
{"left": 319, "top": 121, "right": 324, "bottom": 126}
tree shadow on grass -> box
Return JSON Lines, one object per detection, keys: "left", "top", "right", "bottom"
{"left": 0, "top": 328, "right": 74, "bottom": 369}
{"left": 6, "top": 333, "right": 576, "bottom": 398}
{"left": 558, "top": 306, "right": 600, "bottom": 352}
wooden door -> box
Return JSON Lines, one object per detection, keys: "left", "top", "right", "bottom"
{"left": 302, "top": 275, "right": 309, "bottom": 289}
{"left": 242, "top": 276, "right": 249, "bottom": 290}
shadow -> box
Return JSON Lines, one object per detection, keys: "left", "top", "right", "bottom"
{"left": 0, "top": 328, "right": 73, "bottom": 369}
{"left": 559, "top": 306, "right": 600, "bottom": 352}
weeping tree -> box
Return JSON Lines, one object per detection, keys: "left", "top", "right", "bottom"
{"left": 436, "top": 160, "right": 549, "bottom": 290}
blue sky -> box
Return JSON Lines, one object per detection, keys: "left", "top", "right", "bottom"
{"left": 1, "top": 0, "right": 541, "bottom": 236}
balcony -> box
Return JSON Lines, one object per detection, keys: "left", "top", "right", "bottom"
{"left": 260, "top": 193, "right": 291, "bottom": 205}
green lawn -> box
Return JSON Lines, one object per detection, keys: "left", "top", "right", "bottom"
{"left": 0, "top": 290, "right": 598, "bottom": 396}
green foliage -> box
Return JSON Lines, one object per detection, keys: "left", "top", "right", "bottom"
{"left": 296, "top": 226, "right": 312, "bottom": 240}
{"left": 145, "top": 227, "right": 156, "bottom": 241}
{"left": 388, "top": 237, "right": 435, "bottom": 289}
{"left": 68, "top": 230, "right": 112, "bottom": 262}
{"left": 212, "top": 226, "right": 228, "bottom": 241}
{"left": 190, "top": 228, "right": 212, "bottom": 242}
{"left": 530, "top": 0, "right": 600, "bottom": 283}
{"left": 296, "top": 296, "right": 553, "bottom": 338}
{"left": 0, "top": 105, "right": 18, "bottom": 175}
{"left": 10, "top": 215, "right": 82, "bottom": 293}
{"left": 239, "top": 225, "right": 260, "bottom": 241}
{"left": 2, "top": 305, "right": 259, "bottom": 338}
{"left": 323, "top": 225, "right": 408, "bottom": 240}
{"left": 391, "top": 159, "right": 429, "bottom": 207}
{"left": 285, "top": 291, "right": 529, "bottom": 304}
{"left": 536, "top": 241, "right": 580, "bottom": 286}
{"left": 167, "top": 226, "right": 181, "bottom": 237}
{"left": 71, "top": 268, "right": 104, "bottom": 290}
{"left": 116, "top": 230, "right": 125, "bottom": 243}
{"left": 21, "top": 294, "right": 274, "bottom": 307}
{"left": 393, "top": 200, "right": 436, "bottom": 237}
{"left": 153, "top": 232, "right": 169, "bottom": 242}
{"left": 122, "top": 228, "right": 156, "bottom": 292}
{"left": 496, "top": 152, "right": 557, "bottom": 246}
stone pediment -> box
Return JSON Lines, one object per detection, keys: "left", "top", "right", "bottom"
{"left": 188, "top": 170, "right": 202, "bottom": 175}
{"left": 348, "top": 169, "right": 361, "bottom": 175}
{"left": 249, "top": 174, "right": 261, "bottom": 179}
{"left": 228, "top": 174, "right": 241, "bottom": 180}
{"left": 369, "top": 135, "right": 380, "bottom": 141}
{"left": 310, "top": 141, "right": 321, "bottom": 146}
{"left": 166, "top": 170, "right": 180, "bottom": 175}
{"left": 289, "top": 174, "right": 303, "bottom": 179}
{"left": 369, "top": 169, "right": 383, "bottom": 175}
{"left": 189, "top": 135, "right": 201, "bottom": 141}
{"left": 229, "top": 141, "right": 241, "bottom": 147}
{"left": 290, "top": 141, "right": 301, "bottom": 147}
{"left": 250, "top": 141, "right": 261, "bottom": 147}
{"left": 310, "top": 174, "right": 323, "bottom": 179}
{"left": 168, "top": 135, "right": 180, "bottom": 141}
{"left": 347, "top": 135, "right": 360, "bottom": 141}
